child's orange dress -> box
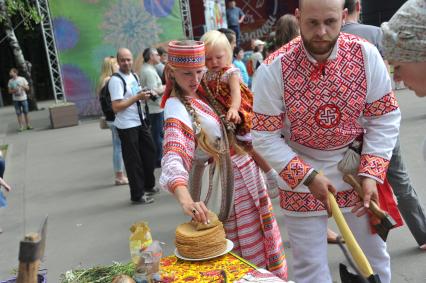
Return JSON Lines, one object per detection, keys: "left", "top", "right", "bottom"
{"left": 204, "top": 66, "right": 253, "bottom": 140}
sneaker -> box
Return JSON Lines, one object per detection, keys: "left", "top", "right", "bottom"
{"left": 26, "top": 125, "right": 33, "bottom": 130}
{"left": 17, "top": 127, "right": 24, "bottom": 132}
{"left": 131, "top": 195, "right": 154, "bottom": 205}
{"left": 145, "top": 187, "right": 160, "bottom": 196}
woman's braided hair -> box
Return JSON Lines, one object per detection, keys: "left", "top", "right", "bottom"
{"left": 164, "top": 43, "right": 222, "bottom": 162}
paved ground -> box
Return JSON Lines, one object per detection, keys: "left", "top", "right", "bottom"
{"left": 0, "top": 90, "right": 425, "bottom": 282}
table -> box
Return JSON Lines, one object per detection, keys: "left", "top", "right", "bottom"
{"left": 160, "top": 252, "right": 287, "bottom": 282}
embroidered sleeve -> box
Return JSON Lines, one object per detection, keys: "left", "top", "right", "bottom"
{"left": 364, "top": 92, "right": 399, "bottom": 117}
{"left": 224, "top": 66, "right": 241, "bottom": 82}
{"left": 279, "top": 157, "right": 313, "bottom": 189}
{"left": 360, "top": 42, "right": 401, "bottom": 183}
{"left": 159, "top": 118, "right": 195, "bottom": 193}
{"left": 358, "top": 154, "right": 390, "bottom": 183}
{"left": 252, "top": 59, "right": 312, "bottom": 190}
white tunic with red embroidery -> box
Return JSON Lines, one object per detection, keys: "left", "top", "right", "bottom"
{"left": 252, "top": 33, "right": 401, "bottom": 217}
{"left": 160, "top": 96, "right": 288, "bottom": 279}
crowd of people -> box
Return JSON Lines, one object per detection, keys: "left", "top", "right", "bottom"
{"left": 90, "top": 1, "right": 426, "bottom": 282}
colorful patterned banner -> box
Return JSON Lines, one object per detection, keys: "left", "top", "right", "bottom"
{"left": 50, "top": 0, "right": 184, "bottom": 116}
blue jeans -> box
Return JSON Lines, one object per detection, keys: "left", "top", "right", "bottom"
{"left": 387, "top": 137, "right": 426, "bottom": 246}
{"left": 149, "top": 112, "right": 164, "bottom": 166}
{"left": 107, "top": 122, "right": 124, "bottom": 173}
{"left": 0, "top": 157, "right": 5, "bottom": 178}
{"left": 14, "top": 100, "right": 29, "bottom": 115}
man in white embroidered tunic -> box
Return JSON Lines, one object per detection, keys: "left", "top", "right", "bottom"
{"left": 252, "top": 0, "right": 400, "bottom": 282}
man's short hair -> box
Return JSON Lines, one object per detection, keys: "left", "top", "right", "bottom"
{"left": 143, "top": 47, "right": 157, "bottom": 62}
{"left": 300, "top": 0, "right": 345, "bottom": 10}
{"left": 10, "top": 68, "right": 18, "bottom": 74}
{"left": 218, "top": 28, "right": 236, "bottom": 44}
{"left": 157, "top": 47, "right": 167, "bottom": 56}
{"left": 344, "top": 0, "right": 357, "bottom": 14}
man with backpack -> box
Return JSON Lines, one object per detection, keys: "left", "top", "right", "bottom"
{"left": 110, "top": 48, "right": 158, "bottom": 204}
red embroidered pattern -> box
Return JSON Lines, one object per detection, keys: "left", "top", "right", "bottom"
{"left": 264, "top": 37, "right": 302, "bottom": 65}
{"left": 280, "top": 189, "right": 359, "bottom": 212}
{"left": 189, "top": 97, "right": 222, "bottom": 125}
{"left": 364, "top": 92, "right": 399, "bottom": 117}
{"left": 279, "top": 157, "right": 311, "bottom": 189}
{"left": 315, "top": 104, "right": 341, "bottom": 129}
{"left": 282, "top": 34, "right": 367, "bottom": 150}
{"left": 252, "top": 112, "right": 283, "bottom": 132}
{"left": 359, "top": 154, "right": 390, "bottom": 182}
{"left": 163, "top": 118, "right": 195, "bottom": 169}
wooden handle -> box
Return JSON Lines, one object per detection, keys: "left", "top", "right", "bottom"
{"left": 343, "top": 174, "right": 387, "bottom": 218}
{"left": 328, "top": 191, "right": 374, "bottom": 277}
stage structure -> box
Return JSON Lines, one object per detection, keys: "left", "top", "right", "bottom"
{"left": 35, "top": 0, "right": 66, "bottom": 104}
{"left": 180, "top": 0, "right": 193, "bottom": 39}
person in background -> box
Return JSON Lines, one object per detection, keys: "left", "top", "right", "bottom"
{"left": 0, "top": 155, "right": 5, "bottom": 178}
{"left": 110, "top": 48, "right": 158, "bottom": 204}
{"left": 155, "top": 47, "right": 167, "bottom": 84}
{"left": 226, "top": 0, "right": 245, "bottom": 47}
{"left": 160, "top": 40, "right": 288, "bottom": 279}
{"left": 275, "top": 14, "right": 300, "bottom": 47}
{"left": 233, "top": 46, "right": 249, "bottom": 86}
{"left": 0, "top": 176, "right": 12, "bottom": 234}
{"left": 97, "top": 56, "right": 129, "bottom": 186}
{"left": 7, "top": 68, "right": 32, "bottom": 132}
{"left": 218, "top": 28, "right": 237, "bottom": 50}
{"left": 249, "top": 39, "right": 265, "bottom": 76}
{"left": 141, "top": 48, "right": 166, "bottom": 168}
{"left": 381, "top": 0, "right": 426, "bottom": 250}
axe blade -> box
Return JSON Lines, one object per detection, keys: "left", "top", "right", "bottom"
{"left": 340, "top": 264, "right": 382, "bottom": 283}
{"left": 375, "top": 214, "right": 396, "bottom": 241}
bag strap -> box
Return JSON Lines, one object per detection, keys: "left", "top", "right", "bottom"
{"left": 113, "top": 72, "right": 146, "bottom": 125}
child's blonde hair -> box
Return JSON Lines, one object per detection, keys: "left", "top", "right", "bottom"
{"left": 201, "top": 30, "right": 233, "bottom": 66}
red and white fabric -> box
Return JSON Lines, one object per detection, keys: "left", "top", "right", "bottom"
{"left": 160, "top": 96, "right": 288, "bottom": 279}
{"left": 252, "top": 34, "right": 401, "bottom": 217}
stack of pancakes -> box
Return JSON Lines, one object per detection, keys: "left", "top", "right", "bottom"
{"left": 175, "top": 212, "right": 227, "bottom": 259}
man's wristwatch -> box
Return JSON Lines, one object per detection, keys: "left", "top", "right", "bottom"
{"left": 303, "top": 169, "right": 318, "bottom": 187}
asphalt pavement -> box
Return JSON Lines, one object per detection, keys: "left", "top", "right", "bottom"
{"left": 0, "top": 90, "right": 425, "bottom": 282}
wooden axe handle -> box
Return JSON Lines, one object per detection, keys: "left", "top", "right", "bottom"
{"left": 328, "top": 191, "right": 374, "bottom": 278}
{"left": 343, "top": 174, "right": 387, "bottom": 219}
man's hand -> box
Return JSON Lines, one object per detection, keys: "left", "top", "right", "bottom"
{"left": 136, "top": 90, "right": 151, "bottom": 101}
{"left": 307, "top": 174, "right": 336, "bottom": 215}
{"left": 352, "top": 177, "right": 378, "bottom": 217}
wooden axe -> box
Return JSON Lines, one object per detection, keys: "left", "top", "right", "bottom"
{"left": 343, "top": 174, "right": 396, "bottom": 242}
{"left": 16, "top": 216, "right": 48, "bottom": 283}
{"left": 328, "top": 191, "right": 381, "bottom": 282}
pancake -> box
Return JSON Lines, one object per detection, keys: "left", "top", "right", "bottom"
{"left": 175, "top": 211, "right": 227, "bottom": 259}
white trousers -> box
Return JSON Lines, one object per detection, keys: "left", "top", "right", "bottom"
{"left": 283, "top": 213, "right": 390, "bottom": 283}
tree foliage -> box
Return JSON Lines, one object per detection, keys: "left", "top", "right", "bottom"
{"left": 0, "top": 0, "right": 41, "bottom": 30}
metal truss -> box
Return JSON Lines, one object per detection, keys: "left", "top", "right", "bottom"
{"left": 179, "top": 0, "right": 193, "bottom": 39}
{"left": 35, "top": 0, "right": 66, "bottom": 103}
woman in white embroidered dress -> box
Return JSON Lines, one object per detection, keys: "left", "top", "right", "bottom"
{"left": 159, "top": 40, "right": 288, "bottom": 280}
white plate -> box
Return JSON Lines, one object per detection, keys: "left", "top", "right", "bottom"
{"left": 174, "top": 239, "right": 234, "bottom": 261}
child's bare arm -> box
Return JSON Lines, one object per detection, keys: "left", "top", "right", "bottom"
{"left": 226, "top": 74, "right": 242, "bottom": 124}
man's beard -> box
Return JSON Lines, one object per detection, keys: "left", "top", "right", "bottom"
{"left": 302, "top": 35, "right": 339, "bottom": 58}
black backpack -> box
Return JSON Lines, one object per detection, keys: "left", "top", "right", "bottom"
{"left": 99, "top": 72, "right": 141, "bottom": 122}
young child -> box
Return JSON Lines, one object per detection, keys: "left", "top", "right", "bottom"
{"left": 200, "top": 30, "right": 280, "bottom": 198}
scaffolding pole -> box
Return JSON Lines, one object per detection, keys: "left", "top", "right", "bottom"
{"left": 35, "top": 0, "right": 65, "bottom": 103}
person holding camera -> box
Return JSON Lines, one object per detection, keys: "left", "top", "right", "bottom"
{"left": 110, "top": 48, "right": 158, "bottom": 205}
{"left": 140, "top": 47, "right": 166, "bottom": 168}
